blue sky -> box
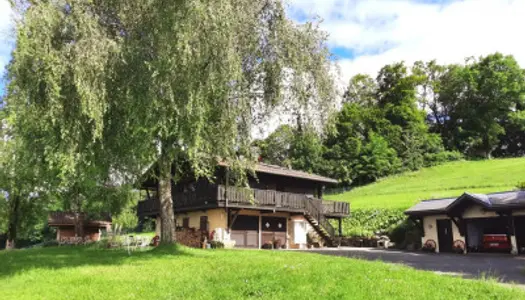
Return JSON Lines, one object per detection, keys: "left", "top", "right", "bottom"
{"left": 0, "top": 0, "right": 13, "bottom": 97}
{"left": 288, "top": 0, "right": 525, "bottom": 84}
{"left": 2, "top": 0, "right": 525, "bottom": 97}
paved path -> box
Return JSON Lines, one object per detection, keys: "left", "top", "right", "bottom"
{"left": 307, "top": 247, "right": 525, "bottom": 285}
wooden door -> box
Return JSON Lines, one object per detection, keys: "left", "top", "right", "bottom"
{"left": 437, "top": 219, "right": 453, "bottom": 253}
{"left": 230, "top": 215, "right": 259, "bottom": 248}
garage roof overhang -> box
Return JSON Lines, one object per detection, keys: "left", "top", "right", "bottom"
{"left": 405, "top": 190, "right": 525, "bottom": 217}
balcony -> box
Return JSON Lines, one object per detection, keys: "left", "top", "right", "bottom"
{"left": 137, "top": 184, "right": 349, "bottom": 218}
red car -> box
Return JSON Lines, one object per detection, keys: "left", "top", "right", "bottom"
{"left": 482, "top": 234, "right": 511, "bottom": 251}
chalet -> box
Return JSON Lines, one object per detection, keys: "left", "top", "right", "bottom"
{"left": 405, "top": 190, "right": 525, "bottom": 255}
{"left": 137, "top": 162, "right": 350, "bottom": 248}
{"left": 48, "top": 212, "right": 112, "bottom": 243}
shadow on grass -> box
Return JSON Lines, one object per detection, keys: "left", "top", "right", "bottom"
{"left": 0, "top": 243, "right": 193, "bottom": 279}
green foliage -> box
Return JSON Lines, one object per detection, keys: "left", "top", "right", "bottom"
{"left": 341, "top": 208, "right": 406, "bottom": 237}
{"left": 1, "top": 246, "right": 524, "bottom": 299}
{"left": 6, "top": 0, "right": 336, "bottom": 243}
{"left": 387, "top": 219, "right": 422, "bottom": 248}
{"left": 254, "top": 125, "right": 295, "bottom": 167}
{"left": 423, "top": 150, "right": 463, "bottom": 167}
{"left": 257, "top": 125, "right": 326, "bottom": 175}
{"left": 322, "top": 65, "right": 447, "bottom": 185}
{"left": 209, "top": 241, "right": 224, "bottom": 249}
{"left": 343, "top": 74, "right": 377, "bottom": 106}
{"left": 420, "top": 54, "right": 525, "bottom": 158}
{"left": 289, "top": 127, "right": 325, "bottom": 174}
{"left": 517, "top": 182, "right": 525, "bottom": 190}
{"left": 326, "top": 157, "right": 525, "bottom": 210}
{"left": 112, "top": 198, "right": 140, "bottom": 233}
{"left": 353, "top": 132, "right": 401, "bottom": 184}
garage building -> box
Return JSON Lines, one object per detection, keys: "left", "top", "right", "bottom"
{"left": 405, "top": 191, "right": 525, "bottom": 254}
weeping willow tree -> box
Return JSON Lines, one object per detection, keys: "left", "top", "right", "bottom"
{"left": 6, "top": 0, "right": 336, "bottom": 244}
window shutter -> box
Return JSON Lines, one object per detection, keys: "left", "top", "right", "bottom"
{"left": 182, "top": 217, "right": 190, "bottom": 229}
{"left": 200, "top": 216, "right": 208, "bottom": 231}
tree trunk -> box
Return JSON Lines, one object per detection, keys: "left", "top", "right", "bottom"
{"left": 158, "top": 155, "right": 176, "bottom": 244}
{"left": 73, "top": 212, "right": 85, "bottom": 239}
{"left": 5, "top": 194, "right": 20, "bottom": 250}
{"left": 482, "top": 135, "right": 493, "bottom": 159}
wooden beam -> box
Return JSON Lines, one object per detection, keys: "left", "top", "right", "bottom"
{"left": 338, "top": 217, "right": 342, "bottom": 237}
{"left": 228, "top": 209, "right": 241, "bottom": 231}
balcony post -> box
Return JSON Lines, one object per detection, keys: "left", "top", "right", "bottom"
{"left": 258, "top": 214, "right": 262, "bottom": 249}
{"left": 338, "top": 217, "right": 342, "bottom": 237}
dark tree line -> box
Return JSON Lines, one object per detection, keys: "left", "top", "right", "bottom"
{"left": 256, "top": 53, "right": 525, "bottom": 186}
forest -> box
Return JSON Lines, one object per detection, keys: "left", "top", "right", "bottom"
{"left": 256, "top": 53, "right": 525, "bottom": 186}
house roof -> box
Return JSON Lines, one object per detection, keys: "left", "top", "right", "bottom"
{"left": 48, "top": 212, "right": 112, "bottom": 227}
{"left": 405, "top": 190, "right": 525, "bottom": 216}
{"left": 218, "top": 162, "right": 338, "bottom": 184}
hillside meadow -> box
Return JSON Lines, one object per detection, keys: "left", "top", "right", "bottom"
{"left": 326, "top": 158, "right": 525, "bottom": 210}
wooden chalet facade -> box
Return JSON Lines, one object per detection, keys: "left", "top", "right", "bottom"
{"left": 137, "top": 163, "right": 350, "bottom": 248}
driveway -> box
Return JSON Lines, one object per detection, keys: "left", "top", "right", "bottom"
{"left": 307, "top": 247, "right": 525, "bottom": 285}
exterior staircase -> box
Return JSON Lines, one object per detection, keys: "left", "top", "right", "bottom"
{"left": 304, "top": 197, "right": 337, "bottom": 246}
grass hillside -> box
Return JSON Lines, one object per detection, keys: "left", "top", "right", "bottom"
{"left": 1, "top": 246, "right": 523, "bottom": 299}
{"left": 326, "top": 157, "right": 525, "bottom": 210}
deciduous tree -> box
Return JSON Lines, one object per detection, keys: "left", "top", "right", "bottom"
{"left": 7, "top": 0, "right": 336, "bottom": 244}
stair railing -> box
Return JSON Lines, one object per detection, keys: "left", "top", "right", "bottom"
{"left": 304, "top": 196, "right": 336, "bottom": 238}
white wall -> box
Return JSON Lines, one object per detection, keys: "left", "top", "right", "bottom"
{"left": 422, "top": 214, "right": 463, "bottom": 253}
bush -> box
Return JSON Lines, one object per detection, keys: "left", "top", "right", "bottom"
{"left": 341, "top": 208, "right": 406, "bottom": 237}
{"left": 387, "top": 219, "right": 422, "bottom": 249}
{"left": 42, "top": 240, "right": 59, "bottom": 248}
{"left": 424, "top": 151, "right": 463, "bottom": 167}
{"left": 339, "top": 208, "right": 423, "bottom": 249}
{"left": 517, "top": 181, "right": 525, "bottom": 190}
{"left": 210, "top": 241, "right": 224, "bottom": 249}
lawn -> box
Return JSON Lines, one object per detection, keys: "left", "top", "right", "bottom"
{"left": 326, "top": 158, "right": 525, "bottom": 210}
{"left": 0, "top": 246, "right": 524, "bottom": 299}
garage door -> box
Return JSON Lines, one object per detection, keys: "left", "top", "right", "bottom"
{"left": 231, "top": 215, "right": 258, "bottom": 248}
{"left": 262, "top": 217, "right": 287, "bottom": 248}
{"left": 466, "top": 217, "right": 510, "bottom": 253}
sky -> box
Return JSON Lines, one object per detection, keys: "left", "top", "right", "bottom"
{"left": 1, "top": 0, "right": 525, "bottom": 94}
{"left": 0, "top": 0, "right": 14, "bottom": 95}
{"left": 288, "top": 0, "right": 525, "bottom": 85}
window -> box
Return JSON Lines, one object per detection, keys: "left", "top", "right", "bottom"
{"left": 200, "top": 216, "right": 208, "bottom": 231}
{"left": 182, "top": 217, "right": 190, "bottom": 229}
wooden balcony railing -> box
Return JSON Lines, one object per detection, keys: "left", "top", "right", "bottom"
{"left": 322, "top": 200, "right": 350, "bottom": 216}
{"left": 217, "top": 185, "right": 307, "bottom": 211}
{"left": 137, "top": 198, "right": 160, "bottom": 215}
{"left": 137, "top": 184, "right": 349, "bottom": 217}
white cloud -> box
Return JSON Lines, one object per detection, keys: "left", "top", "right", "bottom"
{"left": 289, "top": 0, "right": 525, "bottom": 84}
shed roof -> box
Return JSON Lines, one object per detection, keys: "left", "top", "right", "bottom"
{"left": 48, "top": 212, "right": 112, "bottom": 227}
{"left": 405, "top": 190, "right": 525, "bottom": 216}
